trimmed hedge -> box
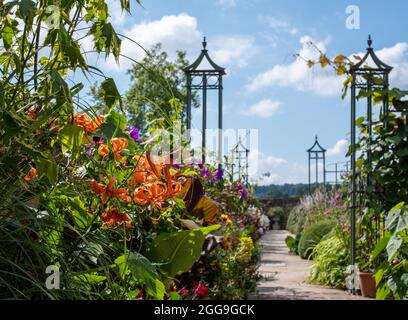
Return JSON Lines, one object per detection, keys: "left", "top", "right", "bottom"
{"left": 298, "top": 220, "right": 335, "bottom": 259}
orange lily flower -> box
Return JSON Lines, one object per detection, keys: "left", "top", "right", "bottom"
{"left": 131, "top": 152, "right": 181, "bottom": 209}
{"left": 130, "top": 170, "right": 149, "bottom": 184}
{"left": 24, "top": 167, "right": 37, "bottom": 182}
{"left": 101, "top": 207, "right": 132, "bottom": 229}
{"left": 98, "top": 144, "right": 109, "bottom": 157}
{"left": 133, "top": 182, "right": 166, "bottom": 208}
{"left": 133, "top": 185, "right": 153, "bottom": 205}
{"left": 90, "top": 177, "right": 132, "bottom": 204}
{"left": 74, "top": 114, "right": 104, "bottom": 134}
{"left": 111, "top": 137, "right": 128, "bottom": 154}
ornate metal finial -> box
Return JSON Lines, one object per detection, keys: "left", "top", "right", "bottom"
{"left": 202, "top": 36, "right": 207, "bottom": 49}
{"left": 367, "top": 35, "right": 372, "bottom": 48}
{"left": 315, "top": 134, "right": 318, "bottom": 141}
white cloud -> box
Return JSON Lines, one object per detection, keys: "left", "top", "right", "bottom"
{"left": 212, "top": 35, "right": 257, "bottom": 68}
{"left": 327, "top": 139, "right": 348, "bottom": 157}
{"left": 375, "top": 42, "right": 408, "bottom": 89}
{"left": 216, "top": 0, "right": 237, "bottom": 8}
{"left": 84, "top": 13, "right": 257, "bottom": 74}
{"left": 259, "top": 16, "right": 298, "bottom": 35}
{"left": 242, "top": 99, "right": 281, "bottom": 118}
{"left": 106, "top": 0, "right": 128, "bottom": 26}
{"left": 105, "top": 13, "right": 202, "bottom": 71}
{"left": 246, "top": 36, "right": 408, "bottom": 96}
{"left": 248, "top": 149, "right": 287, "bottom": 185}
{"left": 248, "top": 153, "right": 310, "bottom": 186}
{"left": 246, "top": 35, "right": 342, "bottom": 96}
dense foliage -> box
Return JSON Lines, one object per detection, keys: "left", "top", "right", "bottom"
{"left": 298, "top": 41, "right": 408, "bottom": 299}
{"left": 298, "top": 220, "right": 335, "bottom": 259}
{"left": 285, "top": 190, "right": 351, "bottom": 287}
{"left": 0, "top": 0, "right": 261, "bottom": 300}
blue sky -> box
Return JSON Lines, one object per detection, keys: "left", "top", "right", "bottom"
{"left": 86, "top": 0, "right": 408, "bottom": 184}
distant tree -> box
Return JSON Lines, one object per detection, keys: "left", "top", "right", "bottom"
{"left": 124, "top": 44, "right": 198, "bottom": 135}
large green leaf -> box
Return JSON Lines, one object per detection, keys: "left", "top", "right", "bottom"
{"left": 385, "top": 203, "right": 408, "bottom": 234}
{"left": 16, "top": 0, "right": 36, "bottom": 24}
{"left": 36, "top": 151, "right": 58, "bottom": 185}
{"left": 98, "top": 111, "right": 133, "bottom": 146}
{"left": 146, "top": 224, "right": 220, "bottom": 278}
{"left": 115, "top": 252, "right": 165, "bottom": 300}
{"left": 99, "top": 78, "right": 122, "bottom": 112}
{"left": 105, "top": 110, "right": 127, "bottom": 131}
{"left": 386, "top": 235, "right": 403, "bottom": 260}
{"left": 371, "top": 233, "right": 390, "bottom": 260}
{"left": 376, "top": 283, "right": 391, "bottom": 300}
{"left": 58, "top": 124, "right": 84, "bottom": 159}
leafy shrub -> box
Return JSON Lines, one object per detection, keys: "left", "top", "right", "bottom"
{"left": 308, "top": 233, "right": 349, "bottom": 288}
{"left": 372, "top": 202, "right": 408, "bottom": 300}
{"left": 298, "top": 220, "right": 335, "bottom": 259}
{"left": 267, "top": 206, "right": 284, "bottom": 218}
{"left": 199, "top": 236, "right": 261, "bottom": 300}
{"left": 285, "top": 235, "right": 299, "bottom": 254}
{"left": 286, "top": 206, "right": 305, "bottom": 235}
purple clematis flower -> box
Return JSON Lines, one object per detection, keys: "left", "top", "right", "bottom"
{"left": 129, "top": 127, "right": 139, "bottom": 142}
{"left": 237, "top": 183, "right": 248, "bottom": 200}
{"left": 201, "top": 167, "right": 210, "bottom": 178}
{"left": 239, "top": 188, "right": 248, "bottom": 200}
{"left": 212, "top": 169, "right": 224, "bottom": 182}
{"left": 172, "top": 163, "right": 181, "bottom": 169}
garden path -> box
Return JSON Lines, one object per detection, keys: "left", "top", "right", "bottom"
{"left": 249, "top": 230, "right": 369, "bottom": 300}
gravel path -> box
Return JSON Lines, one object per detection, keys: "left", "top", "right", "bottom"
{"left": 249, "top": 230, "right": 369, "bottom": 300}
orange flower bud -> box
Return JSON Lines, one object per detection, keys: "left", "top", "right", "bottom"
{"left": 24, "top": 167, "right": 37, "bottom": 182}
{"left": 98, "top": 144, "right": 109, "bottom": 157}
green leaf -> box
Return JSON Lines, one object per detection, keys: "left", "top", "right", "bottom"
{"left": 16, "top": 0, "right": 36, "bottom": 24}
{"left": 36, "top": 151, "right": 58, "bottom": 185}
{"left": 374, "top": 261, "right": 388, "bottom": 285}
{"left": 89, "top": 22, "right": 121, "bottom": 61}
{"left": 58, "top": 124, "right": 84, "bottom": 159}
{"left": 386, "top": 235, "right": 403, "bottom": 260}
{"left": 106, "top": 111, "right": 127, "bottom": 131}
{"left": 371, "top": 233, "right": 390, "bottom": 260}
{"left": 146, "top": 225, "right": 221, "bottom": 278}
{"left": 355, "top": 116, "right": 365, "bottom": 126}
{"left": 99, "top": 78, "right": 122, "bottom": 112}
{"left": 73, "top": 273, "right": 106, "bottom": 284}
{"left": 169, "top": 292, "right": 182, "bottom": 300}
{"left": 68, "top": 197, "right": 93, "bottom": 229}
{"left": 115, "top": 252, "right": 165, "bottom": 300}
{"left": 385, "top": 203, "right": 408, "bottom": 233}
{"left": 376, "top": 283, "right": 391, "bottom": 300}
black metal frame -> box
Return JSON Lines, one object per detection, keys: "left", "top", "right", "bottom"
{"left": 307, "top": 135, "right": 326, "bottom": 193}
{"left": 325, "top": 161, "right": 350, "bottom": 186}
{"left": 231, "top": 137, "right": 250, "bottom": 185}
{"left": 349, "top": 35, "right": 392, "bottom": 292}
{"left": 184, "top": 37, "right": 226, "bottom": 165}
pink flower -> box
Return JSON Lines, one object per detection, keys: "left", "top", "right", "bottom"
{"left": 192, "top": 281, "right": 208, "bottom": 298}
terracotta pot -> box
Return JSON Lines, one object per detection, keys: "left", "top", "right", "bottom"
{"left": 359, "top": 272, "right": 376, "bottom": 298}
